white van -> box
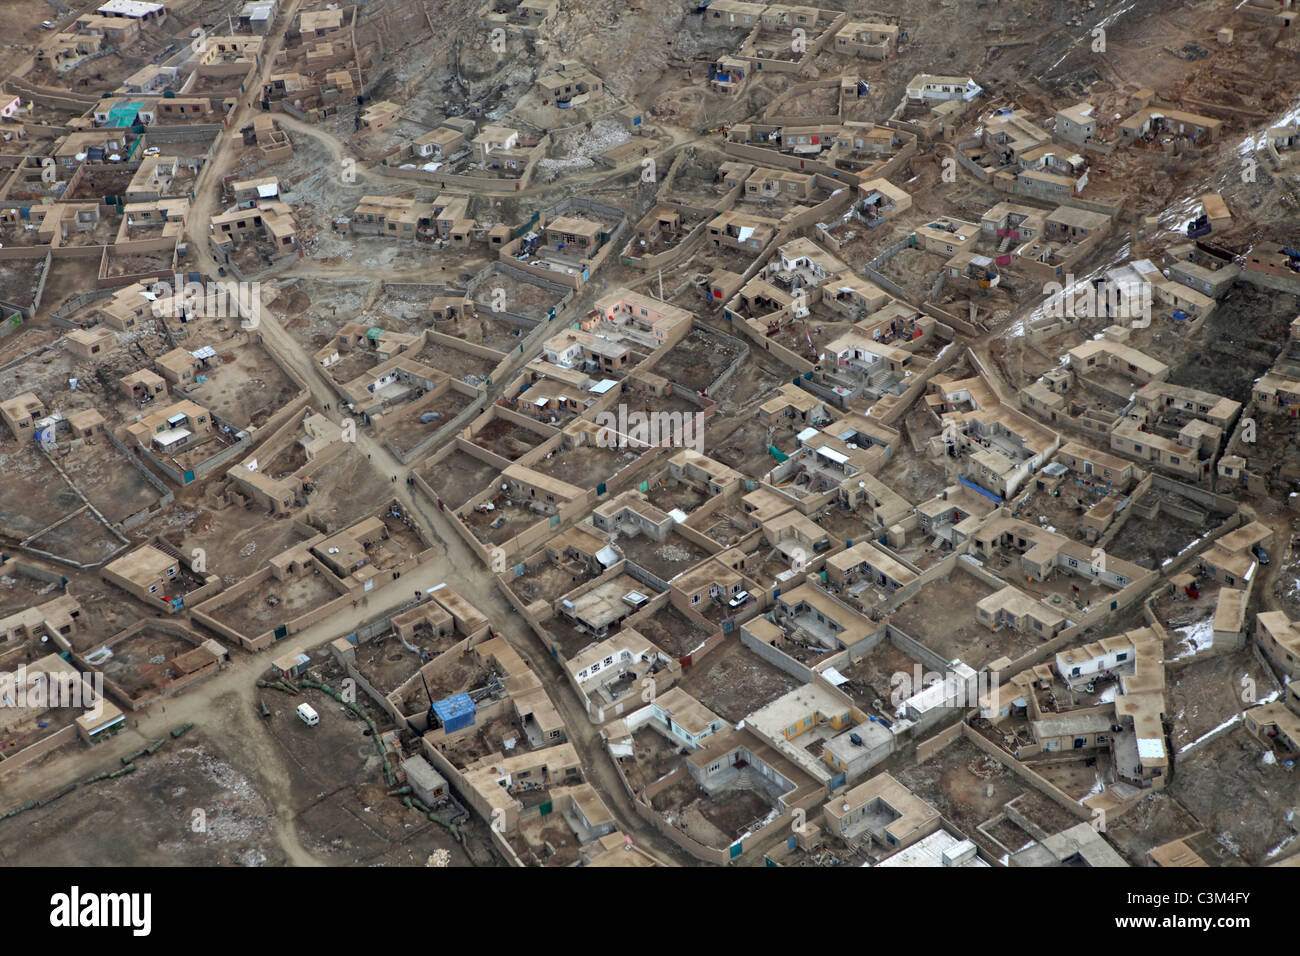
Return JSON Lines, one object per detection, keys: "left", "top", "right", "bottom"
{"left": 296, "top": 703, "right": 319, "bottom": 726}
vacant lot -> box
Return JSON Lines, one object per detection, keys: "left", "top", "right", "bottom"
{"left": 1167, "top": 649, "right": 1279, "bottom": 753}
{"left": 418, "top": 449, "right": 500, "bottom": 508}
{"left": 1169, "top": 727, "right": 1297, "bottom": 865}
{"left": 650, "top": 777, "right": 774, "bottom": 849}
{"left": 0, "top": 732, "right": 284, "bottom": 867}
{"left": 676, "top": 639, "right": 798, "bottom": 723}
{"left": 55, "top": 441, "right": 162, "bottom": 524}
{"left": 651, "top": 327, "right": 742, "bottom": 393}
{"left": 895, "top": 738, "right": 1035, "bottom": 848}
{"left": 887, "top": 569, "right": 1009, "bottom": 668}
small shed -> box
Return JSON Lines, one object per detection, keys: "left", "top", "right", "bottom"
{"left": 401, "top": 756, "right": 449, "bottom": 805}
{"left": 272, "top": 650, "right": 312, "bottom": 679}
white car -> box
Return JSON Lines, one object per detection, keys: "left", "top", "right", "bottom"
{"left": 143, "top": 146, "right": 160, "bottom": 157}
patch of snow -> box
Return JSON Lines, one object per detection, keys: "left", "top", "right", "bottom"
{"left": 1238, "top": 93, "right": 1300, "bottom": 159}
{"left": 1169, "top": 616, "right": 1214, "bottom": 661}
{"left": 1179, "top": 713, "right": 1241, "bottom": 754}
{"left": 1083, "top": 771, "right": 1106, "bottom": 799}
{"left": 1004, "top": 241, "right": 1130, "bottom": 338}
{"left": 1266, "top": 833, "right": 1294, "bottom": 859}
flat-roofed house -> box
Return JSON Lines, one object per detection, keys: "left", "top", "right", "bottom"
{"left": 125, "top": 399, "right": 213, "bottom": 456}
{"left": 1055, "top": 102, "right": 1096, "bottom": 145}
{"left": 413, "top": 126, "right": 466, "bottom": 160}
{"left": 543, "top": 215, "right": 602, "bottom": 254}
{"left": 0, "top": 392, "right": 46, "bottom": 439}
{"left": 120, "top": 368, "right": 168, "bottom": 406}
{"left": 102, "top": 544, "right": 184, "bottom": 610}
{"left": 66, "top": 327, "right": 117, "bottom": 360}
{"left": 1118, "top": 106, "right": 1221, "bottom": 146}
{"left": 834, "top": 21, "right": 898, "bottom": 59}
{"left": 905, "top": 74, "right": 982, "bottom": 102}
{"left": 823, "top": 772, "right": 942, "bottom": 848}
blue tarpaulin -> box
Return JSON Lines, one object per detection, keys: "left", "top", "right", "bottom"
{"left": 432, "top": 693, "right": 476, "bottom": 733}
{"left": 958, "top": 475, "right": 1003, "bottom": 503}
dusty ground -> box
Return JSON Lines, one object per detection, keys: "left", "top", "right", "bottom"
{"left": 650, "top": 778, "right": 775, "bottom": 849}
{"left": 417, "top": 449, "right": 500, "bottom": 508}
{"left": 378, "top": 391, "right": 475, "bottom": 457}
{"left": 533, "top": 442, "right": 636, "bottom": 489}
{"left": 507, "top": 558, "right": 596, "bottom": 607}
{"left": 838, "top": 640, "right": 925, "bottom": 712}
{"left": 263, "top": 658, "right": 496, "bottom": 866}
{"left": 1169, "top": 727, "right": 1300, "bottom": 865}
{"left": 1167, "top": 282, "right": 1299, "bottom": 405}
{"left": 1167, "top": 649, "right": 1279, "bottom": 753}
{"left": 50, "top": 439, "right": 164, "bottom": 523}
{"left": 620, "top": 727, "right": 686, "bottom": 792}
{"left": 1106, "top": 497, "right": 1228, "bottom": 570}
{"left": 0, "top": 729, "right": 286, "bottom": 867}
{"left": 895, "top": 738, "right": 1030, "bottom": 847}
{"left": 100, "top": 627, "right": 197, "bottom": 697}
{"left": 650, "top": 327, "right": 744, "bottom": 394}
{"left": 5, "top": 0, "right": 1300, "bottom": 872}
{"left": 616, "top": 530, "right": 710, "bottom": 582}
{"left": 187, "top": 344, "right": 300, "bottom": 430}
{"left": 632, "top": 603, "right": 714, "bottom": 660}
{"left": 0, "top": 442, "right": 82, "bottom": 534}
{"left": 675, "top": 638, "right": 799, "bottom": 723}
{"left": 1102, "top": 787, "right": 1239, "bottom": 866}
{"left": 887, "top": 568, "right": 1012, "bottom": 668}
{"left": 471, "top": 417, "right": 547, "bottom": 461}
{"left": 219, "top": 572, "right": 345, "bottom": 639}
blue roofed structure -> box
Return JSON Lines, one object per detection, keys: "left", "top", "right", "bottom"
{"left": 432, "top": 693, "right": 476, "bottom": 733}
